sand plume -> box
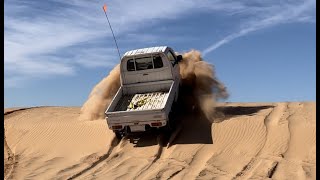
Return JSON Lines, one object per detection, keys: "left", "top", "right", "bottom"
{"left": 79, "top": 50, "right": 228, "bottom": 122}
{"left": 79, "top": 64, "right": 120, "bottom": 121}
{"left": 178, "top": 50, "right": 228, "bottom": 122}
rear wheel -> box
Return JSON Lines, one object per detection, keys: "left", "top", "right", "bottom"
{"left": 163, "top": 103, "right": 177, "bottom": 133}
{"left": 114, "top": 131, "right": 122, "bottom": 140}
{"left": 166, "top": 120, "right": 175, "bottom": 132}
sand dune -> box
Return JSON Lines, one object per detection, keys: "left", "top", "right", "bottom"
{"left": 4, "top": 102, "right": 316, "bottom": 180}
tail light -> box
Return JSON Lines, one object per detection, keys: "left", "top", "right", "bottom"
{"left": 151, "top": 122, "right": 162, "bottom": 127}
{"left": 112, "top": 125, "right": 123, "bottom": 130}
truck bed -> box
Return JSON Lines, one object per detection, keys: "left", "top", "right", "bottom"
{"left": 115, "top": 91, "right": 169, "bottom": 111}
{"left": 106, "top": 80, "right": 176, "bottom": 116}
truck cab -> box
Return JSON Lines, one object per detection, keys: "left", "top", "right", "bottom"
{"left": 120, "top": 46, "right": 181, "bottom": 85}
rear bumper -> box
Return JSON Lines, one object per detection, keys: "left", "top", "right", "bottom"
{"left": 107, "top": 119, "right": 167, "bottom": 132}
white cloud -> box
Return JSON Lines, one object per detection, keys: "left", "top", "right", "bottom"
{"left": 202, "top": 0, "right": 316, "bottom": 56}
{"left": 4, "top": 0, "right": 198, "bottom": 87}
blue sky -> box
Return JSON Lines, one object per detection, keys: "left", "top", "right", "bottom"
{"left": 4, "top": 0, "right": 316, "bottom": 108}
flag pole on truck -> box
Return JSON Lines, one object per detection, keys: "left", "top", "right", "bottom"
{"left": 102, "top": 4, "right": 121, "bottom": 61}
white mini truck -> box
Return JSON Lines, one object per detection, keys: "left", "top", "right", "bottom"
{"left": 105, "top": 46, "right": 182, "bottom": 139}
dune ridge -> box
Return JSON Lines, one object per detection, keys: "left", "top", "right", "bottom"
{"left": 4, "top": 102, "right": 316, "bottom": 179}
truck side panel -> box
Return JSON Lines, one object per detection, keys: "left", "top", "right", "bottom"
{"left": 106, "top": 86, "right": 123, "bottom": 113}
{"left": 163, "top": 80, "right": 179, "bottom": 114}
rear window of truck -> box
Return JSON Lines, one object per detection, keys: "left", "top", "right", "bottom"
{"left": 127, "top": 55, "right": 163, "bottom": 71}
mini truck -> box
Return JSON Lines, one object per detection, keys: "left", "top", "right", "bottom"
{"left": 105, "top": 46, "right": 182, "bottom": 139}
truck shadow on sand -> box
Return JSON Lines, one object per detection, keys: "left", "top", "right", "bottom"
{"left": 167, "top": 105, "right": 274, "bottom": 146}
{"left": 215, "top": 105, "right": 274, "bottom": 121}
{"left": 128, "top": 132, "right": 161, "bottom": 147}
{"left": 126, "top": 105, "right": 274, "bottom": 147}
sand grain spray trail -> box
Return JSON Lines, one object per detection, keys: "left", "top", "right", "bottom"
{"left": 79, "top": 50, "right": 228, "bottom": 123}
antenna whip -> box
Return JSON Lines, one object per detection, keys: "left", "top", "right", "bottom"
{"left": 103, "top": 4, "right": 121, "bottom": 61}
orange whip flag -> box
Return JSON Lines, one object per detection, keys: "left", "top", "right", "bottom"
{"left": 102, "top": 3, "right": 122, "bottom": 61}
{"left": 103, "top": 4, "right": 107, "bottom": 12}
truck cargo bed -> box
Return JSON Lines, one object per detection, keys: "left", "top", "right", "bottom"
{"left": 115, "top": 91, "right": 169, "bottom": 111}
{"left": 106, "top": 80, "right": 176, "bottom": 116}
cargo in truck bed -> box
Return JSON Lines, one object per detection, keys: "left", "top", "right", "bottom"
{"left": 114, "top": 91, "right": 169, "bottom": 112}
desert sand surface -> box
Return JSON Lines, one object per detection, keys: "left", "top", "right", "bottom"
{"left": 4, "top": 102, "right": 316, "bottom": 180}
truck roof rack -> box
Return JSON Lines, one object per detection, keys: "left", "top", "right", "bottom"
{"left": 123, "top": 46, "right": 168, "bottom": 58}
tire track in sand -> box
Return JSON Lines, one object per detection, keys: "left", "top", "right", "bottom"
{"left": 78, "top": 130, "right": 176, "bottom": 180}
{"left": 132, "top": 133, "right": 167, "bottom": 180}
{"left": 66, "top": 137, "right": 119, "bottom": 180}
{"left": 4, "top": 131, "right": 16, "bottom": 180}
{"left": 233, "top": 102, "right": 291, "bottom": 179}
{"left": 271, "top": 102, "right": 316, "bottom": 180}
{"left": 4, "top": 107, "right": 39, "bottom": 180}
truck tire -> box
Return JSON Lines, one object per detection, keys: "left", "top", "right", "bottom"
{"left": 160, "top": 101, "right": 177, "bottom": 135}
{"left": 164, "top": 110, "right": 176, "bottom": 133}
{"left": 114, "top": 131, "right": 122, "bottom": 140}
